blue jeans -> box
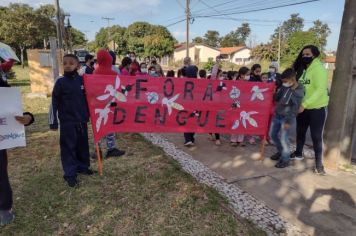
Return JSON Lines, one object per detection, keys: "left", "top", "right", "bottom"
{"left": 269, "top": 115, "right": 293, "bottom": 163}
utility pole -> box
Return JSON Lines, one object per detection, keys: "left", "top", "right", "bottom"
{"left": 278, "top": 24, "right": 282, "bottom": 66}
{"left": 324, "top": 0, "right": 356, "bottom": 168}
{"left": 102, "top": 17, "right": 115, "bottom": 50}
{"left": 54, "top": 0, "right": 63, "bottom": 49}
{"left": 185, "top": 0, "right": 190, "bottom": 58}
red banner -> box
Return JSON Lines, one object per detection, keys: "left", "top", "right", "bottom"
{"left": 84, "top": 75, "right": 275, "bottom": 143}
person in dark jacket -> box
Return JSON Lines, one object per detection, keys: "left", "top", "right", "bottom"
{"left": 249, "top": 64, "right": 262, "bottom": 82}
{"left": 49, "top": 54, "right": 94, "bottom": 188}
{"left": 0, "top": 59, "right": 34, "bottom": 225}
{"left": 79, "top": 54, "right": 95, "bottom": 76}
{"left": 180, "top": 57, "right": 198, "bottom": 146}
{"left": 270, "top": 68, "right": 304, "bottom": 168}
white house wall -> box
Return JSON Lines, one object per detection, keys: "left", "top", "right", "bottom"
{"left": 231, "top": 48, "right": 252, "bottom": 65}
{"left": 195, "top": 45, "right": 220, "bottom": 63}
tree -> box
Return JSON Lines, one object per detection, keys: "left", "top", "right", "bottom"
{"left": 220, "top": 23, "right": 251, "bottom": 47}
{"left": 272, "top": 13, "right": 304, "bottom": 40}
{"left": 192, "top": 36, "right": 203, "bottom": 44}
{"left": 283, "top": 31, "right": 320, "bottom": 65}
{"left": 0, "top": 4, "right": 54, "bottom": 66}
{"left": 203, "top": 30, "right": 220, "bottom": 47}
{"left": 69, "top": 28, "right": 87, "bottom": 48}
{"left": 125, "top": 22, "right": 153, "bottom": 56}
{"left": 308, "top": 20, "right": 331, "bottom": 50}
{"left": 124, "top": 22, "right": 176, "bottom": 58}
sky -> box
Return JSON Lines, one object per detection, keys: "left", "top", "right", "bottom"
{"left": 1, "top": 0, "right": 345, "bottom": 51}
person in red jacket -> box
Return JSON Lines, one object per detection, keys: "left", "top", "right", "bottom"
{"left": 93, "top": 50, "right": 126, "bottom": 158}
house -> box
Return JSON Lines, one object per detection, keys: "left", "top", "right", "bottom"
{"left": 323, "top": 56, "right": 336, "bottom": 70}
{"left": 219, "top": 46, "right": 252, "bottom": 65}
{"left": 174, "top": 43, "right": 220, "bottom": 63}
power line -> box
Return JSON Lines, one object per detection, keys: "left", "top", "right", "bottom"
{"left": 165, "top": 0, "right": 323, "bottom": 28}
{"left": 194, "top": 0, "right": 321, "bottom": 18}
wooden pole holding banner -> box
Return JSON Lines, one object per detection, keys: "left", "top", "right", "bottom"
{"left": 260, "top": 135, "right": 266, "bottom": 161}
{"left": 96, "top": 143, "right": 103, "bottom": 176}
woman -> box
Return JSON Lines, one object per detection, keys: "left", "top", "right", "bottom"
{"left": 292, "top": 45, "right": 329, "bottom": 175}
{"left": 0, "top": 59, "right": 35, "bottom": 225}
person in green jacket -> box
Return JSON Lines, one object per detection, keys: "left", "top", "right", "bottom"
{"left": 292, "top": 45, "right": 329, "bottom": 175}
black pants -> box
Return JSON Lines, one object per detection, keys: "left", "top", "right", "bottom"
{"left": 60, "top": 123, "right": 90, "bottom": 181}
{"left": 184, "top": 133, "right": 195, "bottom": 143}
{"left": 209, "top": 133, "right": 220, "bottom": 140}
{"left": 296, "top": 107, "right": 327, "bottom": 168}
{"left": 0, "top": 150, "right": 12, "bottom": 211}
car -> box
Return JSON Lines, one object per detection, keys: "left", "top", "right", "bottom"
{"left": 75, "top": 50, "right": 89, "bottom": 64}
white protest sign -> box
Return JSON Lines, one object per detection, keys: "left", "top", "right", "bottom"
{"left": 0, "top": 87, "right": 26, "bottom": 150}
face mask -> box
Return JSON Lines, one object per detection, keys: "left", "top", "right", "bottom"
{"left": 282, "top": 82, "right": 293, "bottom": 87}
{"left": 149, "top": 71, "right": 156, "bottom": 76}
{"left": 302, "top": 56, "right": 313, "bottom": 65}
{"left": 244, "top": 75, "right": 250, "bottom": 81}
{"left": 269, "top": 68, "right": 276, "bottom": 73}
{"left": 90, "top": 61, "right": 95, "bottom": 67}
{"left": 64, "top": 70, "right": 78, "bottom": 78}
{"left": 131, "top": 57, "right": 136, "bottom": 61}
{"left": 141, "top": 68, "right": 148, "bottom": 73}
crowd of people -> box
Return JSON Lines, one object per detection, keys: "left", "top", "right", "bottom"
{"left": 0, "top": 44, "right": 329, "bottom": 226}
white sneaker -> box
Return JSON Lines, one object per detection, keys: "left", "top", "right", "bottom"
{"left": 184, "top": 141, "right": 194, "bottom": 147}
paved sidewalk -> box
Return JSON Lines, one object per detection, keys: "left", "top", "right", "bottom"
{"left": 162, "top": 133, "right": 356, "bottom": 236}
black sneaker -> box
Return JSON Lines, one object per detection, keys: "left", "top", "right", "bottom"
{"left": 106, "top": 148, "right": 125, "bottom": 158}
{"left": 0, "top": 210, "right": 15, "bottom": 226}
{"left": 78, "top": 169, "right": 97, "bottom": 176}
{"left": 66, "top": 178, "right": 78, "bottom": 188}
{"left": 290, "top": 151, "right": 304, "bottom": 160}
{"left": 275, "top": 161, "right": 290, "bottom": 168}
{"left": 314, "top": 167, "right": 326, "bottom": 176}
{"left": 270, "top": 152, "right": 281, "bottom": 161}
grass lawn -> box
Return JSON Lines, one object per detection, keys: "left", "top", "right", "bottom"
{"left": 1, "top": 66, "right": 266, "bottom": 236}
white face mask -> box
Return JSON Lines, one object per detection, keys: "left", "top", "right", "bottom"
{"left": 283, "top": 82, "right": 293, "bottom": 87}
{"left": 131, "top": 57, "right": 136, "bottom": 61}
{"left": 244, "top": 75, "right": 250, "bottom": 81}
{"left": 269, "top": 68, "right": 276, "bottom": 73}
{"left": 141, "top": 68, "right": 148, "bottom": 73}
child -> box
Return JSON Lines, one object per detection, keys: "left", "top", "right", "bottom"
{"left": 198, "top": 69, "right": 207, "bottom": 79}
{"left": 79, "top": 54, "right": 95, "bottom": 76}
{"left": 261, "top": 72, "right": 269, "bottom": 83}
{"left": 230, "top": 67, "right": 250, "bottom": 146}
{"left": 49, "top": 54, "right": 93, "bottom": 187}
{"left": 270, "top": 68, "right": 304, "bottom": 168}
